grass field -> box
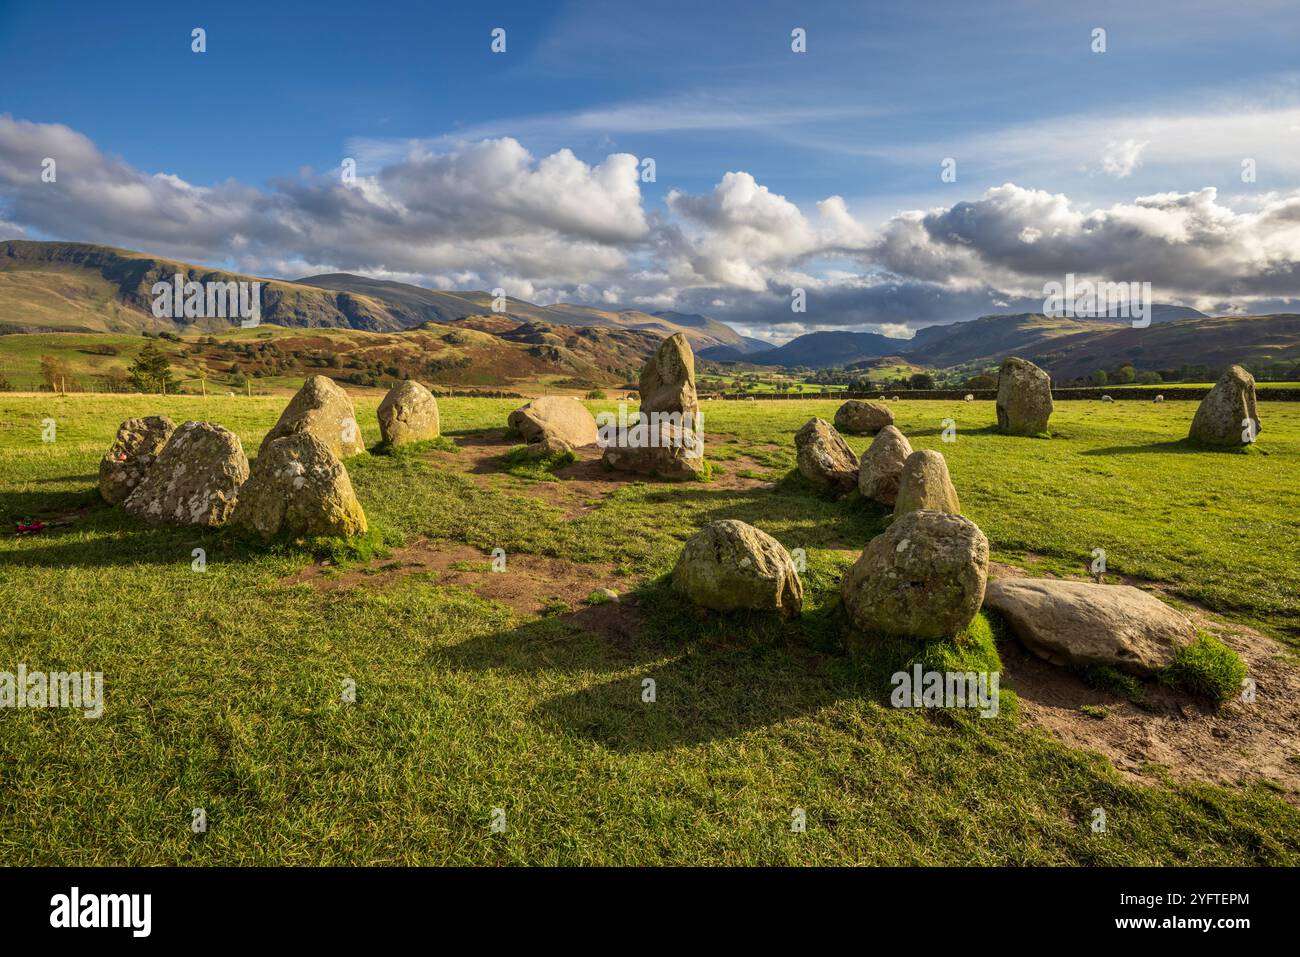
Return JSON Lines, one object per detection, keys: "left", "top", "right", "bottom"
{"left": 1114, "top": 381, "right": 1296, "bottom": 390}
{"left": 0, "top": 393, "right": 1298, "bottom": 864}
{"left": 697, "top": 375, "right": 851, "bottom": 394}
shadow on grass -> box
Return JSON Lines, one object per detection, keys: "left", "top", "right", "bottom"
{"left": 906, "top": 423, "right": 1004, "bottom": 439}
{"left": 437, "top": 573, "right": 911, "bottom": 752}
{"left": 628, "top": 471, "right": 890, "bottom": 551}
{"left": 0, "top": 479, "right": 99, "bottom": 524}
{"left": 1079, "top": 438, "right": 1238, "bottom": 456}
{"left": 0, "top": 492, "right": 367, "bottom": 570}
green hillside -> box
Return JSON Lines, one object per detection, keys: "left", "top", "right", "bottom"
{"left": 0, "top": 240, "right": 412, "bottom": 332}
{"left": 0, "top": 241, "right": 746, "bottom": 351}
{"left": 0, "top": 321, "right": 655, "bottom": 394}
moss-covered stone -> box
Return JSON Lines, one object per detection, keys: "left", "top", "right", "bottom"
{"left": 842, "top": 510, "right": 989, "bottom": 639}
{"left": 894, "top": 449, "right": 960, "bottom": 515}
{"left": 123, "top": 421, "right": 248, "bottom": 526}
{"left": 377, "top": 380, "right": 440, "bottom": 446}
{"left": 794, "top": 417, "right": 858, "bottom": 493}
{"left": 834, "top": 399, "right": 893, "bottom": 435}
{"left": 261, "top": 375, "right": 365, "bottom": 458}
{"left": 672, "top": 519, "right": 802, "bottom": 616}
{"left": 232, "top": 432, "right": 367, "bottom": 540}
{"left": 996, "top": 356, "right": 1053, "bottom": 435}
{"left": 1189, "top": 365, "right": 1261, "bottom": 446}
{"left": 99, "top": 415, "right": 176, "bottom": 504}
{"left": 858, "top": 425, "right": 913, "bottom": 505}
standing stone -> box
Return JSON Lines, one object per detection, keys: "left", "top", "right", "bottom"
{"left": 232, "top": 433, "right": 367, "bottom": 540}
{"left": 261, "top": 375, "right": 365, "bottom": 459}
{"left": 377, "top": 380, "right": 440, "bottom": 446}
{"left": 639, "top": 332, "right": 699, "bottom": 419}
{"left": 893, "top": 450, "right": 960, "bottom": 515}
{"left": 983, "top": 578, "right": 1197, "bottom": 676}
{"left": 99, "top": 416, "right": 176, "bottom": 504}
{"left": 672, "top": 520, "right": 802, "bottom": 617}
{"left": 794, "top": 418, "right": 859, "bottom": 493}
{"left": 858, "top": 425, "right": 913, "bottom": 506}
{"left": 602, "top": 333, "right": 705, "bottom": 477}
{"left": 1189, "top": 365, "right": 1261, "bottom": 446}
{"left": 124, "top": 422, "right": 249, "bottom": 527}
{"left": 841, "top": 510, "right": 989, "bottom": 639}
{"left": 996, "top": 356, "right": 1053, "bottom": 435}
{"left": 509, "top": 395, "right": 598, "bottom": 448}
{"left": 834, "top": 399, "right": 894, "bottom": 435}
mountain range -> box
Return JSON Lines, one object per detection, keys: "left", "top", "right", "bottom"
{"left": 2, "top": 240, "right": 1296, "bottom": 381}
{"left": 0, "top": 240, "right": 748, "bottom": 351}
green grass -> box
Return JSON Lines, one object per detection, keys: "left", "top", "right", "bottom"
{"left": 374, "top": 435, "right": 457, "bottom": 459}
{"left": 1161, "top": 635, "right": 1251, "bottom": 704}
{"left": 1080, "top": 665, "right": 1146, "bottom": 704}
{"left": 0, "top": 393, "right": 1298, "bottom": 864}
{"left": 498, "top": 444, "right": 577, "bottom": 481}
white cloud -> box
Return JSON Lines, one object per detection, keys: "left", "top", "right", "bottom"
{"left": 2, "top": 116, "right": 1299, "bottom": 334}
{"left": 875, "top": 182, "right": 1300, "bottom": 300}
{"left": 1101, "top": 139, "right": 1149, "bottom": 178}
{"left": 0, "top": 117, "right": 647, "bottom": 286}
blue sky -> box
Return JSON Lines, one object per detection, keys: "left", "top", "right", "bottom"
{"left": 3, "top": 0, "right": 1300, "bottom": 339}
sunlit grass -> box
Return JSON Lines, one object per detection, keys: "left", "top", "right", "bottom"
{"left": 0, "top": 393, "right": 1296, "bottom": 864}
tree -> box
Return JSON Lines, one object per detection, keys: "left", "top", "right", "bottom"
{"left": 964, "top": 373, "right": 996, "bottom": 390}
{"left": 1114, "top": 364, "right": 1137, "bottom": 384}
{"left": 40, "top": 355, "right": 77, "bottom": 392}
{"left": 1136, "top": 370, "right": 1163, "bottom": 385}
{"left": 909, "top": 372, "right": 936, "bottom": 390}
{"left": 128, "top": 342, "right": 178, "bottom": 394}
{"left": 1091, "top": 369, "right": 1108, "bottom": 385}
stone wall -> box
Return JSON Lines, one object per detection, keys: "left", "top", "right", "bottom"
{"left": 715, "top": 387, "right": 1300, "bottom": 402}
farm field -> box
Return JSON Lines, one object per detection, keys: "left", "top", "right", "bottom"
{"left": 0, "top": 393, "right": 1298, "bottom": 865}
{"left": 697, "top": 375, "right": 851, "bottom": 394}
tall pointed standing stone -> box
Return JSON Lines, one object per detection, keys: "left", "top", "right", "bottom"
{"left": 639, "top": 333, "right": 699, "bottom": 419}
{"left": 602, "top": 333, "right": 704, "bottom": 479}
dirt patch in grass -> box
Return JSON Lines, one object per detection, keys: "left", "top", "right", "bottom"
{"left": 428, "top": 429, "right": 772, "bottom": 517}
{"left": 281, "top": 537, "right": 640, "bottom": 627}
{"left": 990, "top": 562, "right": 1300, "bottom": 801}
